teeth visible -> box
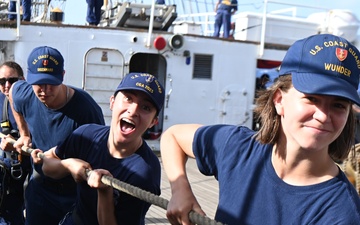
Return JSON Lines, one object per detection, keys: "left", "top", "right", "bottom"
{"left": 122, "top": 118, "right": 134, "bottom": 125}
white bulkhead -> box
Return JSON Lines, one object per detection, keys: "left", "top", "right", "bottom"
{"left": 0, "top": 23, "right": 262, "bottom": 150}
{"left": 1, "top": 1, "right": 359, "bottom": 151}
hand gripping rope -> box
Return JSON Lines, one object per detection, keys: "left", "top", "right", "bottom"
{"left": 0, "top": 133, "right": 225, "bottom": 225}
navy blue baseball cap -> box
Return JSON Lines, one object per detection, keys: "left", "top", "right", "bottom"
{"left": 27, "top": 46, "right": 64, "bottom": 85}
{"left": 279, "top": 34, "right": 360, "bottom": 105}
{"left": 115, "top": 73, "right": 165, "bottom": 112}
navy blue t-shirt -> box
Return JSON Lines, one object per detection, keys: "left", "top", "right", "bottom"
{"left": 55, "top": 124, "right": 161, "bottom": 225}
{"left": 0, "top": 93, "right": 17, "bottom": 131}
{"left": 11, "top": 80, "right": 105, "bottom": 224}
{"left": 12, "top": 80, "right": 105, "bottom": 184}
{"left": 193, "top": 125, "right": 360, "bottom": 225}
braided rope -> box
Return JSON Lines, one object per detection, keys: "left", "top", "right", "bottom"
{"left": 341, "top": 144, "right": 360, "bottom": 195}
{"left": 0, "top": 133, "right": 225, "bottom": 225}
{"left": 90, "top": 170, "right": 225, "bottom": 225}
{"left": 355, "top": 144, "right": 360, "bottom": 195}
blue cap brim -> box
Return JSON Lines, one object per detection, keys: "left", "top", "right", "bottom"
{"left": 292, "top": 72, "right": 360, "bottom": 106}
{"left": 116, "top": 87, "right": 162, "bottom": 112}
{"left": 27, "top": 72, "right": 63, "bottom": 85}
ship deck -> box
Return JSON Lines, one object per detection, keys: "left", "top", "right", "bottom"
{"left": 145, "top": 156, "right": 219, "bottom": 224}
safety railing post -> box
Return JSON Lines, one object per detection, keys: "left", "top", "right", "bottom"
{"left": 259, "top": 0, "right": 268, "bottom": 57}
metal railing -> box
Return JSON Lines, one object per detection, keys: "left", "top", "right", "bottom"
{"left": 258, "top": 0, "right": 329, "bottom": 56}
{"left": 0, "top": 0, "right": 21, "bottom": 21}
{"left": 170, "top": 1, "right": 334, "bottom": 57}
{"left": 0, "top": 0, "right": 21, "bottom": 38}
{"left": 174, "top": 11, "right": 215, "bottom": 36}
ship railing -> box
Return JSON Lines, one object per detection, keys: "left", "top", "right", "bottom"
{"left": 170, "top": 1, "right": 328, "bottom": 38}
{"left": 174, "top": 12, "right": 215, "bottom": 36}
{"left": 0, "top": 0, "right": 21, "bottom": 21}
{"left": 257, "top": 0, "right": 330, "bottom": 56}
{"left": 171, "top": 1, "right": 319, "bottom": 38}
{"left": 100, "top": 1, "right": 177, "bottom": 30}
{"left": 0, "top": 0, "right": 21, "bottom": 39}
{"left": 168, "top": 1, "right": 346, "bottom": 55}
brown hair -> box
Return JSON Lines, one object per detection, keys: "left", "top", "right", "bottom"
{"left": 0, "top": 61, "right": 24, "bottom": 78}
{"left": 253, "top": 75, "right": 355, "bottom": 161}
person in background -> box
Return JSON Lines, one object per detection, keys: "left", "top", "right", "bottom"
{"left": 86, "top": 0, "right": 104, "bottom": 26}
{"left": 31, "top": 73, "right": 164, "bottom": 225}
{"left": 353, "top": 104, "right": 360, "bottom": 144}
{"left": 155, "top": 0, "right": 165, "bottom": 4}
{"left": 8, "top": 46, "right": 105, "bottom": 225}
{"left": 0, "top": 61, "right": 31, "bottom": 225}
{"left": 213, "top": 0, "right": 238, "bottom": 38}
{"left": 253, "top": 73, "right": 270, "bottom": 130}
{"left": 160, "top": 34, "right": 360, "bottom": 225}
{"left": 8, "top": 0, "right": 31, "bottom": 21}
{"left": 255, "top": 73, "right": 270, "bottom": 91}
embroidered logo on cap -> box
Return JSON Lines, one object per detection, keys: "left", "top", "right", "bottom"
{"left": 146, "top": 75, "right": 155, "bottom": 83}
{"left": 336, "top": 48, "right": 348, "bottom": 61}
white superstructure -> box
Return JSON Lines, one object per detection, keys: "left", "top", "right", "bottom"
{"left": 0, "top": 0, "right": 359, "bottom": 150}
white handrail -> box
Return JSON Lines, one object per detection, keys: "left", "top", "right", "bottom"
{"left": 258, "top": 0, "right": 268, "bottom": 57}
{"left": 0, "top": 0, "right": 21, "bottom": 39}
{"left": 146, "top": 0, "right": 156, "bottom": 48}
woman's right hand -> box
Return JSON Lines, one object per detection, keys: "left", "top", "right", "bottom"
{"left": 166, "top": 181, "right": 206, "bottom": 225}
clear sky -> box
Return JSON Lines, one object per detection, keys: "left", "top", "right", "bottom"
{"left": 58, "top": 0, "right": 360, "bottom": 34}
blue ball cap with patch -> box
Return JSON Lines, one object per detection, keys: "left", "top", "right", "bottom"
{"left": 27, "top": 46, "right": 64, "bottom": 85}
{"left": 115, "top": 73, "right": 165, "bottom": 112}
{"left": 279, "top": 34, "right": 360, "bottom": 105}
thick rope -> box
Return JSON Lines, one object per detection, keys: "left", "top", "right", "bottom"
{"left": 354, "top": 144, "right": 360, "bottom": 195}
{"left": 0, "top": 133, "right": 225, "bottom": 225}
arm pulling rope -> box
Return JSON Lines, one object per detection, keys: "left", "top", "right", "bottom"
{"left": 0, "top": 132, "right": 226, "bottom": 225}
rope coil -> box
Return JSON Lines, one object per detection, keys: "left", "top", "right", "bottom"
{"left": 0, "top": 133, "right": 225, "bottom": 225}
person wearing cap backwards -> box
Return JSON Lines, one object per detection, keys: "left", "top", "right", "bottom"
{"left": 30, "top": 72, "right": 165, "bottom": 225}
{"left": 160, "top": 34, "right": 360, "bottom": 225}
{"left": 8, "top": 46, "right": 105, "bottom": 225}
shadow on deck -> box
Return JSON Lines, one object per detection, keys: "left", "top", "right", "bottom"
{"left": 145, "top": 157, "right": 219, "bottom": 224}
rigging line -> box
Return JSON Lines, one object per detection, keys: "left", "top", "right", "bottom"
{"left": 0, "top": 132, "right": 226, "bottom": 225}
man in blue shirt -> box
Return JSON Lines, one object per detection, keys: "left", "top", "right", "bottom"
{"left": 32, "top": 73, "right": 165, "bottom": 225}
{"left": 9, "top": 46, "right": 105, "bottom": 225}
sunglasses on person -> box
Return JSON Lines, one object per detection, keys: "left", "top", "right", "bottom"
{"left": 0, "top": 77, "right": 19, "bottom": 85}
